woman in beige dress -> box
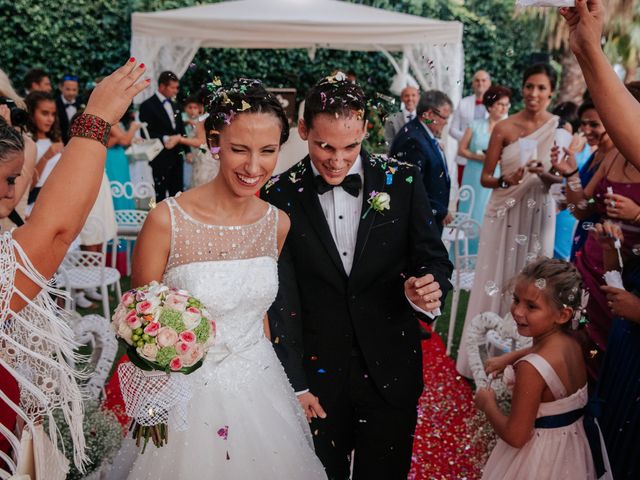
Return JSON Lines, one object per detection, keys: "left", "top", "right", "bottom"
{"left": 456, "top": 64, "right": 562, "bottom": 377}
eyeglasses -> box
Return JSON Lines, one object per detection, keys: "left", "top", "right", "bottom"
{"left": 580, "top": 120, "right": 601, "bottom": 129}
{"left": 431, "top": 108, "right": 450, "bottom": 122}
{"left": 494, "top": 102, "right": 511, "bottom": 108}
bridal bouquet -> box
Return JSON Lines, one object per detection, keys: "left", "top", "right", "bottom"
{"left": 112, "top": 281, "right": 216, "bottom": 452}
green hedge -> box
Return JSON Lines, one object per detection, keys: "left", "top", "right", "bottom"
{"left": 0, "top": 0, "right": 542, "bottom": 149}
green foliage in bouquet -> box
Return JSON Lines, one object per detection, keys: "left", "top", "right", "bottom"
{"left": 47, "top": 401, "right": 123, "bottom": 480}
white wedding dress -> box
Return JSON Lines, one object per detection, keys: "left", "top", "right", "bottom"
{"left": 127, "top": 197, "right": 326, "bottom": 479}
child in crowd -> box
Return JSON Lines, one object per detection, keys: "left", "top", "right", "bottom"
{"left": 182, "top": 95, "right": 218, "bottom": 188}
{"left": 24, "top": 91, "right": 63, "bottom": 214}
{"left": 475, "top": 257, "right": 611, "bottom": 479}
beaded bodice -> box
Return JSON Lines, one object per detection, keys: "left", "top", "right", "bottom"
{"left": 163, "top": 197, "right": 279, "bottom": 349}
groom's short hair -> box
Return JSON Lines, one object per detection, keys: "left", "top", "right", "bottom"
{"left": 416, "top": 90, "right": 452, "bottom": 117}
{"left": 303, "top": 72, "right": 367, "bottom": 129}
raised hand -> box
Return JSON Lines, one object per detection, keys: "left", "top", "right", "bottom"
{"left": 550, "top": 145, "right": 577, "bottom": 176}
{"left": 593, "top": 222, "right": 624, "bottom": 251}
{"left": 560, "top": 0, "right": 605, "bottom": 58}
{"left": 84, "top": 58, "right": 149, "bottom": 125}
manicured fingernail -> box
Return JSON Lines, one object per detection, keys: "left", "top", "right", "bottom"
{"left": 139, "top": 63, "right": 145, "bottom": 68}
{"left": 129, "top": 57, "right": 135, "bottom": 62}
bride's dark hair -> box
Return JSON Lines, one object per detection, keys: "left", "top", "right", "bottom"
{"left": 204, "top": 78, "right": 289, "bottom": 146}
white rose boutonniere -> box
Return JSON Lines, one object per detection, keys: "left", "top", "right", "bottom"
{"left": 363, "top": 191, "right": 391, "bottom": 219}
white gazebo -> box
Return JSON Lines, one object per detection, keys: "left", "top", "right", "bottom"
{"left": 130, "top": 0, "right": 465, "bottom": 194}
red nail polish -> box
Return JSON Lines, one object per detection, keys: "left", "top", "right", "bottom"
{"left": 139, "top": 63, "right": 145, "bottom": 68}
{"left": 129, "top": 57, "right": 135, "bottom": 62}
{"left": 145, "top": 79, "right": 151, "bottom": 83}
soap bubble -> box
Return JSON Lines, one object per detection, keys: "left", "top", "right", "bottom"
{"left": 515, "top": 234, "right": 528, "bottom": 245}
{"left": 496, "top": 207, "right": 507, "bottom": 218}
{"left": 505, "top": 198, "right": 516, "bottom": 208}
{"left": 527, "top": 199, "right": 536, "bottom": 209}
{"left": 526, "top": 252, "right": 538, "bottom": 263}
{"left": 632, "top": 245, "right": 640, "bottom": 256}
{"left": 485, "top": 281, "right": 500, "bottom": 297}
{"left": 535, "top": 278, "right": 547, "bottom": 290}
{"left": 582, "top": 222, "right": 595, "bottom": 231}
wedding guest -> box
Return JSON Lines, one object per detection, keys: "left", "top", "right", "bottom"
{"left": 549, "top": 84, "right": 640, "bottom": 380}
{"left": 458, "top": 85, "right": 511, "bottom": 253}
{"left": 594, "top": 222, "right": 640, "bottom": 480}
{"left": 106, "top": 110, "right": 140, "bottom": 210}
{"left": 23, "top": 68, "right": 52, "bottom": 94}
{"left": 0, "top": 69, "right": 36, "bottom": 231}
{"left": 138, "top": 71, "right": 186, "bottom": 201}
{"left": 450, "top": 70, "right": 492, "bottom": 184}
{"left": 0, "top": 58, "right": 148, "bottom": 474}
{"left": 475, "top": 258, "right": 610, "bottom": 480}
{"left": 457, "top": 63, "right": 561, "bottom": 378}
{"left": 24, "top": 91, "right": 63, "bottom": 213}
{"left": 55, "top": 74, "right": 82, "bottom": 143}
{"left": 181, "top": 94, "right": 218, "bottom": 188}
{"left": 383, "top": 85, "right": 420, "bottom": 148}
{"left": 552, "top": 101, "right": 580, "bottom": 133}
{"left": 389, "top": 89, "right": 453, "bottom": 233}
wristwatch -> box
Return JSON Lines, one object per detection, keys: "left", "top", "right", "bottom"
{"left": 498, "top": 176, "right": 509, "bottom": 189}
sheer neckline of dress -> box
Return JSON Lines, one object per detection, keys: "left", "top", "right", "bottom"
{"left": 170, "top": 197, "right": 272, "bottom": 229}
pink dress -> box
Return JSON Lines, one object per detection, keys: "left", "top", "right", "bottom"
{"left": 482, "top": 354, "right": 611, "bottom": 480}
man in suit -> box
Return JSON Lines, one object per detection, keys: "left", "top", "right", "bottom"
{"left": 263, "top": 74, "right": 452, "bottom": 480}
{"left": 55, "top": 74, "right": 81, "bottom": 144}
{"left": 383, "top": 85, "right": 419, "bottom": 149}
{"left": 390, "top": 90, "right": 453, "bottom": 233}
{"left": 23, "top": 68, "right": 51, "bottom": 94}
{"left": 139, "top": 71, "right": 186, "bottom": 201}
{"left": 449, "top": 70, "right": 491, "bottom": 184}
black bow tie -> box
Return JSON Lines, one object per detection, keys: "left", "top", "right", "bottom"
{"left": 314, "top": 174, "right": 362, "bottom": 197}
{"left": 162, "top": 99, "right": 171, "bottom": 105}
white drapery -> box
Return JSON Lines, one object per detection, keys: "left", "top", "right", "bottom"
{"left": 130, "top": 0, "right": 465, "bottom": 201}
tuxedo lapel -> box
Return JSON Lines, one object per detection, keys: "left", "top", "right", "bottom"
{"left": 352, "top": 153, "right": 385, "bottom": 271}
{"left": 298, "top": 158, "right": 348, "bottom": 277}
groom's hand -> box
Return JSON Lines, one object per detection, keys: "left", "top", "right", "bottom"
{"left": 297, "top": 392, "right": 327, "bottom": 423}
{"left": 405, "top": 274, "right": 442, "bottom": 312}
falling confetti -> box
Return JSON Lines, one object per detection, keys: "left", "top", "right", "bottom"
{"left": 217, "top": 426, "right": 229, "bottom": 440}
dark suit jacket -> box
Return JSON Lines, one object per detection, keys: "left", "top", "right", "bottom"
{"left": 262, "top": 152, "right": 452, "bottom": 408}
{"left": 56, "top": 95, "right": 82, "bottom": 144}
{"left": 389, "top": 118, "right": 451, "bottom": 223}
{"left": 138, "top": 94, "right": 186, "bottom": 169}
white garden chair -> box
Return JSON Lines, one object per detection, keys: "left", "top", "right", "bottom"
{"left": 445, "top": 217, "right": 481, "bottom": 356}
{"left": 110, "top": 180, "right": 155, "bottom": 275}
{"left": 441, "top": 185, "right": 476, "bottom": 246}
{"left": 58, "top": 217, "right": 122, "bottom": 320}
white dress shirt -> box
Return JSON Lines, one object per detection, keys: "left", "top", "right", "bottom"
{"left": 401, "top": 106, "right": 416, "bottom": 123}
{"left": 62, "top": 98, "right": 77, "bottom": 122}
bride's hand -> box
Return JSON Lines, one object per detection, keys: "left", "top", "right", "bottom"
{"left": 84, "top": 58, "right": 149, "bottom": 125}
{"left": 297, "top": 391, "right": 327, "bottom": 423}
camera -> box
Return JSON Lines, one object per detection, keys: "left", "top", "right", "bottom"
{"left": 0, "top": 96, "right": 29, "bottom": 128}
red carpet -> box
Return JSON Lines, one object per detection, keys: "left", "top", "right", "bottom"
{"left": 104, "top": 332, "right": 488, "bottom": 479}
{"left": 409, "top": 331, "right": 486, "bottom": 480}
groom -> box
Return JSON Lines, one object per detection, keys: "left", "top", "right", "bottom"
{"left": 263, "top": 74, "right": 452, "bottom": 479}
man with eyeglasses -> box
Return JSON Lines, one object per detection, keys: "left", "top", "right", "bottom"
{"left": 449, "top": 70, "right": 492, "bottom": 185}
{"left": 390, "top": 90, "right": 453, "bottom": 234}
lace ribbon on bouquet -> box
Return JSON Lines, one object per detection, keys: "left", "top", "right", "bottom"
{"left": 0, "top": 232, "right": 87, "bottom": 477}
{"left": 118, "top": 362, "right": 192, "bottom": 431}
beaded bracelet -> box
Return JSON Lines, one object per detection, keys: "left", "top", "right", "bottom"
{"left": 69, "top": 113, "right": 111, "bottom": 147}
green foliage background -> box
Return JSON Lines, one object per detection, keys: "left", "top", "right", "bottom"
{"left": 0, "top": 0, "right": 543, "bottom": 97}
{"left": 0, "top": 0, "right": 543, "bottom": 148}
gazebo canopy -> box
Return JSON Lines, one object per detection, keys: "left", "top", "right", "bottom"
{"left": 130, "top": 0, "right": 464, "bottom": 104}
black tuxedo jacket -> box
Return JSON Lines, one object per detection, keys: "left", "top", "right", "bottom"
{"left": 138, "top": 94, "right": 186, "bottom": 168}
{"left": 262, "top": 152, "right": 452, "bottom": 408}
{"left": 56, "top": 95, "right": 82, "bottom": 144}
{"left": 389, "top": 118, "right": 451, "bottom": 223}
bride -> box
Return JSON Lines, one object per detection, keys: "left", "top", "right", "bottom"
{"left": 127, "top": 79, "right": 327, "bottom": 479}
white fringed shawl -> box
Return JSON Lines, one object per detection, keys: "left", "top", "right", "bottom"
{"left": 0, "top": 232, "right": 87, "bottom": 477}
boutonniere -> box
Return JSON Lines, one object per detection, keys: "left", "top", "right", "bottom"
{"left": 363, "top": 191, "right": 391, "bottom": 219}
